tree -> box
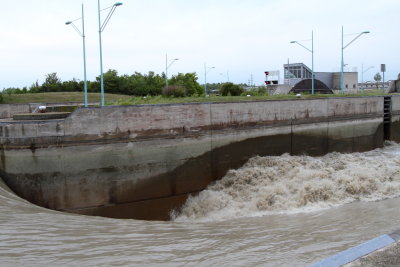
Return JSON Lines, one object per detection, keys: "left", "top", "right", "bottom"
{"left": 62, "top": 78, "right": 82, "bottom": 92}
{"left": 29, "top": 80, "right": 41, "bottom": 93}
{"left": 100, "top": 69, "right": 121, "bottom": 94}
{"left": 168, "top": 72, "right": 203, "bottom": 96}
{"left": 162, "top": 85, "right": 186, "bottom": 97}
{"left": 374, "top": 72, "right": 382, "bottom": 82}
{"left": 3, "top": 88, "right": 22, "bottom": 95}
{"left": 374, "top": 72, "right": 382, "bottom": 88}
{"left": 42, "top": 73, "right": 62, "bottom": 92}
{"left": 119, "top": 71, "right": 164, "bottom": 96}
{"left": 397, "top": 73, "right": 400, "bottom": 80}
{"left": 220, "top": 82, "right": 244, "bottom": 96}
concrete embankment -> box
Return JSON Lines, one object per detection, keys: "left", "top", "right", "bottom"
{"left": 311, "top": 229, "right": 400, "bottom": 266}
{"left": 0, "top": 96, "right": 399, "bottom": 220}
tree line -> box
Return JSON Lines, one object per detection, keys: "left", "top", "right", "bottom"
{"left": 2, "top": 70, "right": 204, "bottom": 97}
{"left": 2, "top": 70, "right": 270, "bottom": 99}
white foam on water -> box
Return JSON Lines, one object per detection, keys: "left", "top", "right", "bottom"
{"left": 172, "top": 143, "right": 400, "bottom": 222}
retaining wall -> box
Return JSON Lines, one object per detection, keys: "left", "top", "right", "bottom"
{"left": 0, "top": 104, "right": 31, "bottom": 119}
{"left": 0, "top": 96, "right": 398, "bottom": 220}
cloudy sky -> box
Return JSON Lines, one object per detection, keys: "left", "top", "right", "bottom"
{"left": 0, "top": 0, "right": 399, "bottom": 89}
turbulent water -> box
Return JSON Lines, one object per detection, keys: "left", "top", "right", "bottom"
{"left": 172, "top": 143, "right": 400, "bottom": 222}
{"left": 1, "top": 143, "right": 400, "bottom": 266}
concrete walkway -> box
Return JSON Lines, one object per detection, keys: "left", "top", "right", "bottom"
{"left": 311, "top": 229, "right": 400, "bottom": 267}
{"left": 346, "top": 241, "right": 400, "bottom": 266}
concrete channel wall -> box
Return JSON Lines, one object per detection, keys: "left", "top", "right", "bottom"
{"left": 0, "top": 104, "right": 31, "bottom": 119}
{"left": 0, "top": 96, "right": 397, "bottom": 220}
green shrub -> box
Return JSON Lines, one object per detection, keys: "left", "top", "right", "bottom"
{"left": 162, "top": 85, "right": 186, "bottom": 97}
{"left": 220, "top": 82, "right": 244, "bottom": 96}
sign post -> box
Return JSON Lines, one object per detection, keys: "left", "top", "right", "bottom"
{"left": 381, "top": 64, "right": 386, "bottom": 89}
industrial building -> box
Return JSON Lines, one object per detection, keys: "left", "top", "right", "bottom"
{"left": 283, "top": 63, "right": 359, "bottom": 91}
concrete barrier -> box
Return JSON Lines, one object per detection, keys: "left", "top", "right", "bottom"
{"left": 0, "top": 96, "right": 397, "bottom": 220}
{"left": 0, "top": 104, "right": 31, "bottom": 119}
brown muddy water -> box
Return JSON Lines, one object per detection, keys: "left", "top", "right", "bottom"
{"left": 1, "top": 143, "right": 400, "bottom": 266}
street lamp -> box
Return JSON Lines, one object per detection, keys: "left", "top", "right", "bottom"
{"left": 98, "top": 1, "right": 123, "bottom": 106}
{"left": 219, "top": 71, "right": 230, "bottom": 83}
{"left": 290, "top": 30, "right": 314, "bottom": 94}
{"left": 204, "top": 63, "right": 215, "bottom": 96}
{"left": 66, "top": 3, "right": 88, "bottom": 107}
{"left": 361, "top": 64, "right": 374, "bottom": 89}
{"left": 341, "top": 27, "right": 370, "bottom": 94}
{"left": 165, "top": 54, "right": 179, "bottom": 88}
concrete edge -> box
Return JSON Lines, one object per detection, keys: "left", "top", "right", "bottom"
{"left": 389, "top": 229, "right": 400, "bottom": 241}
{"left": 310, "top": 234, "right": 396, "bottom": 267}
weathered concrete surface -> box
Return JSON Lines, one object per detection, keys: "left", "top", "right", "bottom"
{"left": 346, "top": 241, "right": 400, "bottom": 267}
{"left": 0, "top": 104, "right": 31, "bottom": 119}
{"left": 321, "top": 229, "right": 400, "bottom": 267}
{"left": 13, "top": 112, "right": 71, "bottom": 121}
{"left": 389, "top": 95, "right": 400, "bottom": 142}
{"left": 0, "top": 96, "right": 395, "bottom": 220}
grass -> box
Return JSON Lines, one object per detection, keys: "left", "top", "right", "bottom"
{"left": 1, "top": 92, "right": 132, "bottom": 104}
{"left": 0, "top": 90, "right": 392, "bottom": 106}
{"left": 107, "top": 89, "right": 391, "bottom": 106}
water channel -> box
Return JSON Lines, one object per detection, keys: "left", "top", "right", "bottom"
{"left": 1, "top": 143, "right": 400, "bottom": 266}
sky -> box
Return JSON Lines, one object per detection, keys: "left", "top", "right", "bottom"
{"left": 0, "top": 0, "right": 399, "bottom": 89}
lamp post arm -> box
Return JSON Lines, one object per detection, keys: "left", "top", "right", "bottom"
{"left": 206, "top": 67, "right": 215, "bottom": 74}
{"left": 101, "top": 6, "right": 118, "bottom": 32}
{"left": 69, "top": 22, "right": 83, "bottom": 37}
{"left": 167, "top": 60, "right": 177, "bottom": 69}
{"left": 343, "top": 32, "right": 368, "bottom": 49}
{"left": 363, "top": 66, "right": 374, "bottom": 74}
{"left": 292, "top": 41, "right": 312, "bottom": 53}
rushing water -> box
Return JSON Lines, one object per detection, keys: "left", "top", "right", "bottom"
{"left": 1, "top": 143, "right": 400, "bottom": 266}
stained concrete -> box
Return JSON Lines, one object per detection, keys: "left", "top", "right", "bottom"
{"left": 0, "top": 96, "right": 398, "bottom": 220}
{"left": 13, "top": 112, "right": 71, "bottom": 120}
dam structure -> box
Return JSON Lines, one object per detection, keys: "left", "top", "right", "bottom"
{"left": 0, "top": 95, "right": 399, "bottom": 220}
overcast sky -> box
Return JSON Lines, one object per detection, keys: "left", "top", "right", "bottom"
{"left": 1, "top": 0, "right": 399, "bottom": 89}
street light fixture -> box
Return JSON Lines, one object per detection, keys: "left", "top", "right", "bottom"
{"left": 219, "top": 71, "right": 230, "bottom": 83}
{"left": 361, "top": 64, "right": 374, "bottom": 89}
{"left": 341, "top": 27, "right": 370, "bottom": 94}
{"left": 66, "top": 3, "right": 88, "bottom": 107}
{"left": 204, "top": 63, "right": 215, "bottom": 96}
{"left": 290, "top": 30, "right": 314, "bottom": 95}
{"left": 98, "top": 1, "right": 123, "bottom": 106}
{"left": 165, "top": 54, "right": 179, "bottom": 88}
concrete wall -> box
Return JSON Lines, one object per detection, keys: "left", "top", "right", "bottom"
{"left": 333, "top": 72, "right": 359, "bottom": 90}
{"left": 0, "top": 96, "right": 391, "bottom": 220}
{"left": 315, "top": 72, "right": 334, "bottom": 89}
{"left": 0, "top": 104, "right": 31, "bottom": 119}
{"left": 388, "top": 80, "right": 400, "bottom": 93}
{"left": 389, "top": 95, "right": 400, "bottom": 141}
{"left": 270, "top": 84, "right": 292, "bottom": 95}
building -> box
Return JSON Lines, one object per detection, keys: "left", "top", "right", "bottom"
{"left": 283, "top": 63, "right": 359, "bottom": 92}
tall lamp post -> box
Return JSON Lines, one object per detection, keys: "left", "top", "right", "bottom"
{"left": 66, "top": 3, "right": 88, "bottom": 107}
{"left": 340, "top": 27, "right": 369, "bottom": 94}
{"left": 98, "top": 1, "right": 123, "bottom": 106}
{"left": 361, "top": 64, "right": 374, "bottom": 89}
{"left": 204, "top": 63, "right": 215, "bottom": 96}
{"left": 165, "top": 54, "right": 179, "bottom": 88}
{"left": 290, "top": 31, "right": 314, "bottom": 95}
